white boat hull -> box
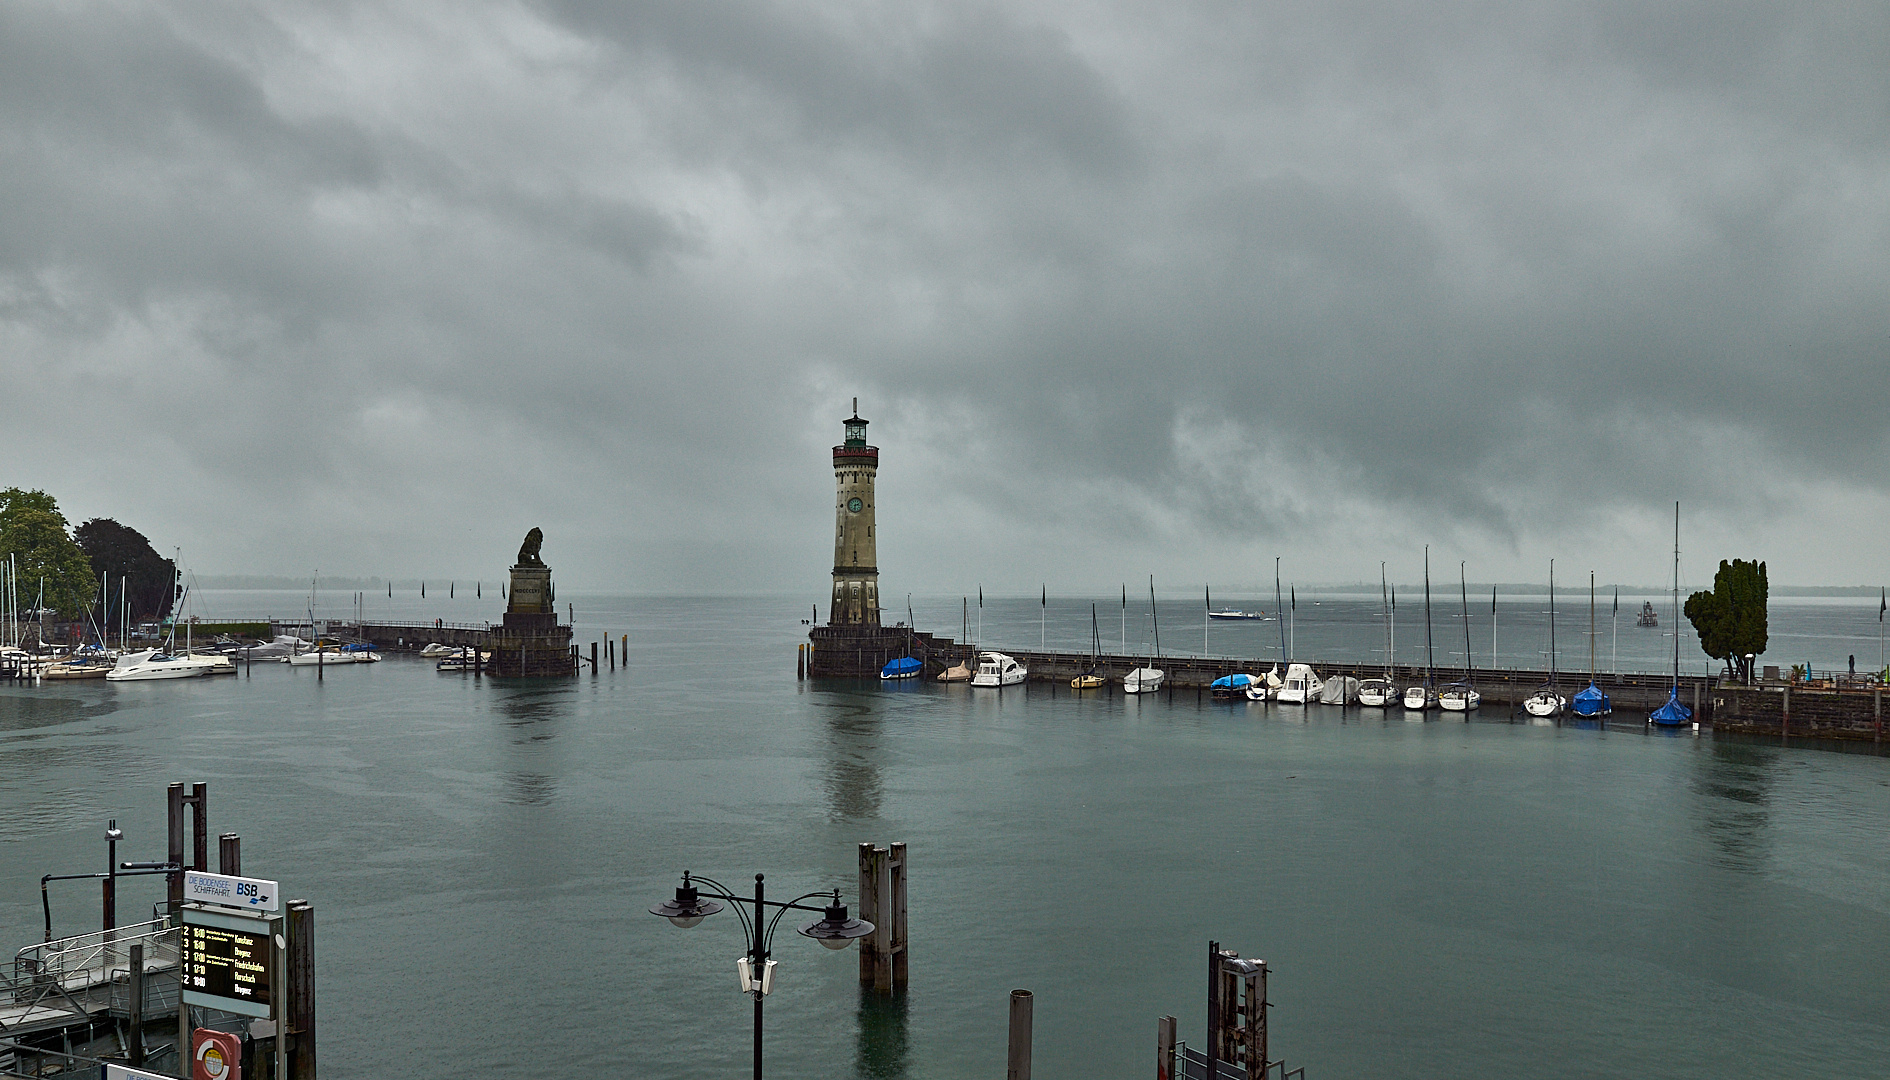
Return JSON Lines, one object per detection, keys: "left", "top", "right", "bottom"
{"left": 1439, "top": 690, "right": 1481, "bottom": 711}
{"left": 106, "top": 652, "right": 225, "bottom": 681}
{"left": 1403, "top": 686, "right": 1438, "bottom": 710}
{"left": 1274, "top": 664, "right": 1324, "bottom": 704}
{"left": 1358, "top": 679, "right": 1397, "bottom": 707}
{"left": 1522, "top": 691, "right": 1566, "bottom": 717}
{"left": 970, "top": 651, "right": 1026, "bottom": 687}
{"left": 1123, "top": 667, "right": 1165, "bottom": 694}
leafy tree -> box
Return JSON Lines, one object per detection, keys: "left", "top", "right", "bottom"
{"left": 1684, "top": 559, "right": 1768, "bottom": 682}
{"left": 75, "top": 518, "right": 176, "bottom": 629}
{"left": 0, "top": 488, "right": 96, "bottom": 618}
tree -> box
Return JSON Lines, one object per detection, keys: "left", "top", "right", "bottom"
{"left": 1684, "top": 559, "right": 1768, "bottom": 682}
{"left": 75, "top": 518, "right": 176, "bottom": 630}
{"left": 0, "top": 488, "right": 96, "bottom": 618}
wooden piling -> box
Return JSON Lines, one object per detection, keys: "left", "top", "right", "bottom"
{"left": 1006, "top": 989, "right": 1033, "bottom": 1080}
{"left": 288, "top": 900, "right": 317, "bottom": 1079}
{"left": 128, "top": 942, "right": 145, "bottom": 1064}
{"left": 219, "top": 833, "right": 241, "bottom": 876}
{"left": 166, "top": 784, "right": 185, "bottom": 913}
{"left": 797, "top": 644, "right": 805, "bottom": 681}
{"left": 1156, "top": 1015, "right": 1176, "bottom": 1080}
{"left": 858, "top": 842, "right": 908, "bottom": 994}
{"left": 590, "top": 641, "right": 598, "bottom": 673}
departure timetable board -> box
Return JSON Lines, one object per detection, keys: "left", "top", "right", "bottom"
{"left": 181, "top": 908, "right": 275, "bottom": 1019}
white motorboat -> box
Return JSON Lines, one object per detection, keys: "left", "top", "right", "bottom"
{"left": 240, "top": 636, "right": 307, "bottom": 659}
{"left": 1274, "top": 663, "right": 1325, "bottom": 704}
{"left": 1207, "top": 610, "right": 1267, "bottom": 620}
{"left": 106, "top": 649, "right": 224, "bottom": 681}
{"left": 1438, "top": 683, "right": 1481, "bottom": 711}
{"left": 1123, "top": 665, "right": 1165, "bottom": 694}
{"left": 970, "top": 651, "right": 1026, "bottom": 687}
{"left": 287, "top": 645, "right": 379, "bottom": 666}
{"left": 419, "top": 642, "right": 461, "bottom": 658}
{"left": 437, "top": 650, "right": 492, "bottom": 671}
{"left": 1358, "top": 677, "right": 1398, "bottom": 707}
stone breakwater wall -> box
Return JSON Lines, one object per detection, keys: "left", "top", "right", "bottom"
{"left": 1711, "top": 685, "right": 1887, "bottom": 742}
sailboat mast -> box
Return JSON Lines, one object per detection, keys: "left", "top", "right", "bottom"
{"left": 1381, "top": 563, "right": 1391, "bottom": 679}
{"left": 1423, "top": 547, "right": 1434, "bottom": 683}
{"left": 1672, "top": 501, "right": 1682, "bottom": 685}
{"left": 1460, "top": 562, "right": 1473, "bottom": 678}
{"left": 1589, "top": 571, "right": 1597, "bottom": 683}
{"left": 1149, "top": 576, "right": 1160, "bottom": 658}
{"left": 1275, "top": 558, "right": 1286, "bottom": 663}
{"left": 1548, "top": 561, "right": 1556, "bottom": 684}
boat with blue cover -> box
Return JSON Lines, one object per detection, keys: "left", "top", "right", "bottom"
{"left": 880, "top": 656, "right": 922, "bottom": 680}
{"left": 1571, "top": 571, "right": 1612, "bottom": 717}
{"left": 1210, "top": 673, "right": 1261, "bottom": 698}
{"left": 1650, "top": 503, "right": 1692, "bottom": 727}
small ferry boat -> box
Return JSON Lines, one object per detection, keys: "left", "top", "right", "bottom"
{"left": 970, "top": 651, "right": 1026, "bottom": 687}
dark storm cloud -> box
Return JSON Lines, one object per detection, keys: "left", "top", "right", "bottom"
{"left": 1, "top": 0, "right": 1885, "bottom": 590}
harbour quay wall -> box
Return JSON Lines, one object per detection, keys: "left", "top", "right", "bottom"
{"left": 808, "top": 625, "right": 975, "bottom": 678}
{"left": 1711, "top": 684, "right": 1886, "bottom": 741}
{"left": 272, "top": 619, "right": 493, "bottom": 650}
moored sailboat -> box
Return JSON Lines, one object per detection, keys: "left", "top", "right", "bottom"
{"left": 1523, "top": 560, "right": 1567, "bottom": 717}
{"left": 1650, "top": 502, "right": 1694, "bottom": 727}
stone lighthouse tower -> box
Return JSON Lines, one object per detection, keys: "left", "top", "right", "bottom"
{"left": 830, "top": 399, "right": 880, "bottom": 626}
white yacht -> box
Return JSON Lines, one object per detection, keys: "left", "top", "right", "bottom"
{"left": 106, "top": 650, "right": 224, "bottom": 682}
{"left": 1523, "top": 687, "right": 1566, "bottom": 718}
{"left": 1438, "top": 683, "right": 1481, "bottom": 711}
{"left": 1357, "top": 677, "right": 1398, "bottom": 707}
{"left": 970, "top": 651, "right": 1026, "bottom": 687}
{"left": 1403, "top": 683, "right": 1439, "bottom": 710}
{"left": 1122, "top": 665, "right": 1165, "bottom": 694}
{"left": 1273, "top": 663, "right": 1324, "bottom": 704}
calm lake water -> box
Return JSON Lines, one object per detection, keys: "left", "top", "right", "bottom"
{"left": 2, "top": 593, "right": 1887, "bottom": 1078}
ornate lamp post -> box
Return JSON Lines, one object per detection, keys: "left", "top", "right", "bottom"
{"left": 650, "top": 871, "right": 872, "bottom": 1080}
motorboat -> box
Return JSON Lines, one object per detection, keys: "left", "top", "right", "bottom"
{"left": 1207, "top": 610, "right": 1268, "bottom": 620}
{"left": 1122, "top": 665, "right": 1164, "bottom": 694}
{"left": 1318, "top": 675, "right": 1360, "bottom": 704}
{"left": 287, "top": 645, "right": 378, "bottom": 666}
{"left": 1210, "top": 673, "right": 1262, "bottom": 698}
{"left": 1358, "top": 677, "right": 1398, "bottom": 707}
{"left": 106, "top": 649, "right": 224, "bottom": 681}
{"left": 1438, "top": 682, "right": 1481, "bottom": 711}
{"left": 937, "top": 660, "right": 973, "bottom": 682}
{"left": 1070, "top": 673, "right": 1104, "bottom": 690}
{"left": 41, "top": 657, "right": 113, "bottom": 680}
{"left": 1274, "top": 663, "right": 1324, "bottom": 704}
{"left": 970, "top": 651, "right": 1026, "bottom": 687}
{"left": 437, "top": 651, "right": 492, "bottom": 672}
{"left": 238, "top": 636, "right": 308, "bottom": 659}
{"left": 880, "top": 656, "right": 922, "bottom": 680}
{"left": 419, "top": 642, "right": 461, "bottom": 658}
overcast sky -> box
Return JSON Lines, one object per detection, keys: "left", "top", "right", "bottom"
{"left": 3, "top": 1, "right": 1885, "bottom": 596}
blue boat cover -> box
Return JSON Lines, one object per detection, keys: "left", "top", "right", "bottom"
{"left": 880, "top": 657, "right": 922, "bottom": 678}
{"left": 1649, "top": 686, "right": 1692, "bottom": 725}
{"left": 1571, "top": 681, "right": 1611, "bottom": 716}
{"left": 1210, "top": 674, "right": 1256, "bottom": 690}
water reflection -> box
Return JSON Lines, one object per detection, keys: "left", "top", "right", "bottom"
{"left": 492, "top": 685, "right": 573, "bottom": 806}
{"left": 818, "top": 697, "right": 883, "bottom": 824}
{"left": 1691, "top": 741, "right": 1776, "bottom": 873}
{"left": 854, "top": 988, "right": 909, "bottom": 1079}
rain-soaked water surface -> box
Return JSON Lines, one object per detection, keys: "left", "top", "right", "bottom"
{"left": 2, "top": 594, "right": 1887, "bottom": 1078}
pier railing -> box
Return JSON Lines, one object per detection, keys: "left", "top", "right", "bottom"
{"left": 14, "top": 917, "right": 177, "bottom": 988}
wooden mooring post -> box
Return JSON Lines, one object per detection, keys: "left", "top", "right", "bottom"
{"left": 590, "top": 640, "right": 598, "bottom": 674}
{"left": 288, "top": 899, "right": 318, "bottom": 1078}
{"left": 1156, "top": 1014, "right": 1177, "bottom": 1080}
{"left": 857, "top": 841, "right": 908, "bottom": 993}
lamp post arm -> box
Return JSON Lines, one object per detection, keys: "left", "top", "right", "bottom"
{"left": 761, "top": 890, "right": 841, "bottom": 948}
{"left": 681, "top": 873, "right": 756, "bottom": 945}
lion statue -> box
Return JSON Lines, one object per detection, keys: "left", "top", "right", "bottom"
{"left": 516, "top": 527, "right": 547, "bottom": 568}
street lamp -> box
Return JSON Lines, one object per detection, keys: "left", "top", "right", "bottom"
{"left": 649, "top": 870, "right": 873, "bottom": 1080}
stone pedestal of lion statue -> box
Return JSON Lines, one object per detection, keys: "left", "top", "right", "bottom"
{"left": 487, "top": 527, "right": 575, "bottom": 677}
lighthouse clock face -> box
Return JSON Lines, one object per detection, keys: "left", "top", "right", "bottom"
{"left": 848, "top": 497, "right": 864, "bottom": 513}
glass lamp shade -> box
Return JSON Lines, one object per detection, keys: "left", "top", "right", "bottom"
{"left": 649, "top": 884, "right": 724, "bottom": 928}
{"left": 798, "top": 902, "right": 873, "bottom": 949}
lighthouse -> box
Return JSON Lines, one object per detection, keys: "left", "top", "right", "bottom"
{"left": 830, "top": 399, "right": 880, "bottom": 626}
